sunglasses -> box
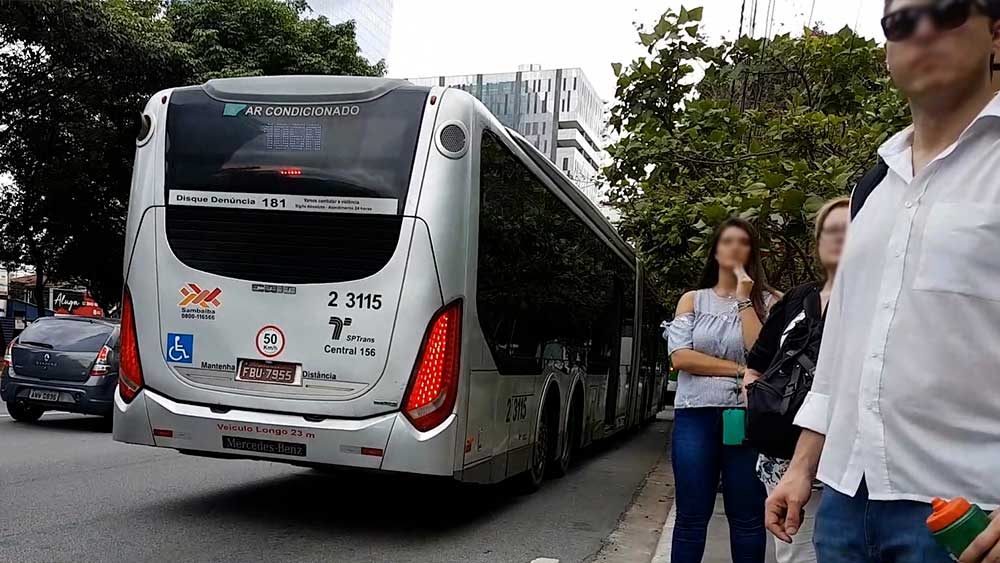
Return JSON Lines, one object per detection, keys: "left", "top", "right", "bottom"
{"left": 881, "top": 0, "right": 987, "bottom": 42}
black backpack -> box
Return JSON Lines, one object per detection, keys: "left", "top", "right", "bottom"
{"left": 746, "top": 289, "right": 824, "bottom": 459}
{"left": 850, "top": 159, "right": 888, "bottom": 220}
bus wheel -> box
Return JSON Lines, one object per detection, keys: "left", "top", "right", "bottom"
{"left": 552, "top": 390, "right": 582, "bottom": 478}
{"left": 516, "top": 403, "right": 553, "bottom": 492}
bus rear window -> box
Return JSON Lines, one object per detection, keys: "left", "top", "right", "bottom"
{"left": 165, "top": 87, "right": 429, "bottom": 214}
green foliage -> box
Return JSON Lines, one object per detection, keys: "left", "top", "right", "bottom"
{"left": 605, "top": 8, "right": 910, "bottom": 308}
{"left": 0, "top": 0, "right": 187, "bottom": 307}
{"left": 169, "top": 0, "right": 385, "bottom": 80}
{"left": 0, "top": 0, "right": 383, "bottom": 308}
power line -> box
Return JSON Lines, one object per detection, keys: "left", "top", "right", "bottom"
{"left": 738, "top": 0, "right": 748, "bottom": 38}
{"left": 807, "top": 0, "right": 817, "bottom": 29}
{"left": 766, "top": 0, "right": 778, "bottom": 38}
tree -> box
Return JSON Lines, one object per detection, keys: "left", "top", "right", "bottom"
{"left": 0, "top": 0, "right": 187, "bottom": 308}
{"left": 168, "top": 0, "right": 386, "bottom": 81}
{"left": 604, "top": 7, "right": 910, "bottom": 307}
{"left": 0, "top": 0, "right": 383, "bottom": 310}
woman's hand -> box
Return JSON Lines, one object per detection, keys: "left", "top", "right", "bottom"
{"left": 734, "top": 265, "right": 755, "bottom": 300}
{"left": 741, "top": 368, "right": 761, "bottom": 404}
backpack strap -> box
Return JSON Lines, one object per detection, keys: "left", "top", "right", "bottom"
{"left": 802, "top": 287, "right": 822, "bottom": 321}
{"left": 850, "top": 159, "right": 889, "bottom": 220}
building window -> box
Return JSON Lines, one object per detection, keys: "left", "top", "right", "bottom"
{"left": 563, "top": 77, "right": 567, "bottom": 90}
{"left": 542, "top": 122, "right": 546, "bottom": 135}
{"left": 562, "top": 158, "right": 569, "bottom": 170}
{"left": 532, "top": 122, "right": 538, "bottom": 135}
{"left": 543, "top": 140, "right": 548, "bottom": 153}
{"left": 548, "top": 79, "right": 552, "bottom": 91}
{"left": 574, "top": 77, "right": 578, "bottom": 89}
{"left": 542, "top": 100, "right": 547, "bottom": 114}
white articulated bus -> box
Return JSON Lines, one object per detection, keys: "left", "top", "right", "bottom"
{"left": 114, "top": 76, "right": 667, "bottom": 489}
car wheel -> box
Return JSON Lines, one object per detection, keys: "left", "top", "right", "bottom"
{"left": 6, "top": 401, "right": 44, "bottom": 423}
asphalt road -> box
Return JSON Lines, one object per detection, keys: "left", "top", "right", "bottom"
{"left": 0, "top": 410, "right": 668, "bottom": 563}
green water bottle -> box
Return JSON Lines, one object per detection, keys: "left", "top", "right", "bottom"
{"left": 927, "top": 496, "right": 992, "bottom": 560}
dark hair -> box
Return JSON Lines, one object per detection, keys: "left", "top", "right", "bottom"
{"left": 698, "top": 217, "right": 772, "bottom": 319}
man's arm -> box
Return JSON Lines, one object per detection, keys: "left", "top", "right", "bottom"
{"left": 787, "top": 429, "right": 825, "bottom": 480}
{"left": 765, "top": 430, "right": 826, "bottom": 543}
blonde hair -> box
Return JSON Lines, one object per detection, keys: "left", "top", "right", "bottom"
{"left": 814, "top": 197, "right": 850, "bottom": 243}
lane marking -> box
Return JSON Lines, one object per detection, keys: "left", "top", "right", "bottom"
{"left": 530, "top": 559, "right": 560, "bottom": 563}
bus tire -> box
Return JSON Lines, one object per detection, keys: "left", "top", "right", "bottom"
{"left": 552, "top": 387, "right": 583, "bottom": 478}
{"left": 516, "top": 396, "right": 556, "bottom": 492}
{"left": 6, "top": 401, "right": 44, "bottom": 423}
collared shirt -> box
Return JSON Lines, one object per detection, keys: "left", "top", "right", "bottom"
{"left": 795, "top": 93, "right": 1000, "bottom": 509}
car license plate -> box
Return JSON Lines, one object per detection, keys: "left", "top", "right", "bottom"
{"left": 235, "top": 359, "right": 301, "bottom": 386}
{"left": 28, "top": 389, "right": 61, "bottom": 402}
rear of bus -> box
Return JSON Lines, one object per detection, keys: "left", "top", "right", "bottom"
{"left": 114, "top": 76, "right": 472, "bottom": 477}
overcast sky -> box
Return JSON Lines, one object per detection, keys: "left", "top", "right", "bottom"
{"left": 388, "top": 0, "right": 885, "bottom": 102}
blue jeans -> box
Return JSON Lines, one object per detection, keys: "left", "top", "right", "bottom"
{"left": 815, "top": 479, "right": 952, "bottom": 563}
{"left": 671, "top": 407, "right": 766, "bottom": 563}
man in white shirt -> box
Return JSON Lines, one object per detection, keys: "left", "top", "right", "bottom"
{"left": 765, "top": 1, "right": 1000, "bottom": 562}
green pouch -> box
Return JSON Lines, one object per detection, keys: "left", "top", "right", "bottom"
{"left": 722, "top": 408, "right": 747, "bottom": 446}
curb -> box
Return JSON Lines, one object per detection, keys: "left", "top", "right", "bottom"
{"left": 650, "top": 408, "right": 675, "bottom": 563}
{"left": 650, "top": 502, "right": 676, "bottom": 563}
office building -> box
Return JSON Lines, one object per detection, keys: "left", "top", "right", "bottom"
{"left": 308, "top": 0, "right": 394, "bottom": 64}
{"left": 408, "top": 66, "right": 611, "bottom": 213}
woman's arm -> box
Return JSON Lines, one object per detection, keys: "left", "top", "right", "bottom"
{"left": 739, "top": 306, "right": 765, "bottom": 351}
{"left": 745, "top": 292, "right": 789, "bottom": 370}
{"left": 741, "top": 294, "right": 790, "bottom": 399}
{"left": 735, "top": 266, "right": 768, "bottom": 350}
{"left": 668, "top": 291, "right": 743, "bottom": 378}
{"left": 671, "top": 349, "right": 743, "bottom": 377}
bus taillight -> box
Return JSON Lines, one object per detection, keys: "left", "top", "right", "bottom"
{"left": 403, "top": 300, "right": 463, "bottom": 432}
{"left": 118, "top": 288, "right": 144, "bottom": 403}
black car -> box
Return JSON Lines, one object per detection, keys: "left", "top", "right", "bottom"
{"left": 0, "top": 316, "right": 120, "bottom": 422}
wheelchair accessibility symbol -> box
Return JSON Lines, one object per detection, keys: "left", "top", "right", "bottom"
{"left": 166, "top": 333, "right": 194, "bottom": 364}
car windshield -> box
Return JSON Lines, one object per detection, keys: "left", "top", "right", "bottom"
{"left": 17, "top": 319, "right": 114, "bottom": 353}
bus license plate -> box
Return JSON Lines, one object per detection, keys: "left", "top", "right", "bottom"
{"left": 236, "top": 360, "right": 300, "bottom": 386}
